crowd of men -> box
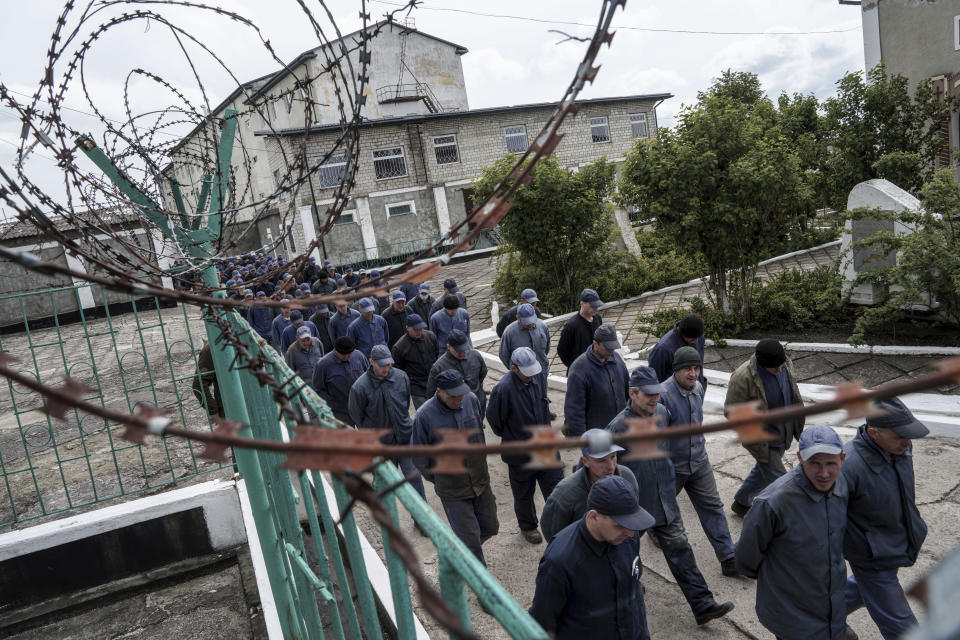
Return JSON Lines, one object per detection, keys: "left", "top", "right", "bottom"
{"left": 192, "top": 252, "right": 931, "bottom": 640}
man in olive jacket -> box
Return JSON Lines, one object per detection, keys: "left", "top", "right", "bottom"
{"left": 724, "top": 339, "right": 804, "bottom": 516}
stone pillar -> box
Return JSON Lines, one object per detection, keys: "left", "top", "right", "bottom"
{"left": 612, "top": 206, "right": 643, "bottom": 258}
{"left": 64, "top": 252, "right": 97, "bottom": 309}
{"left": 433, "top": 186, "right": 451, "bottom": 235}
{"left": 149, "top": 229, "right": 175, "bottom": 291}
{"left": 298, "top": 205, "right": 322, "bottom": 261}
{"left": 354, "top": 197, "right": 379, "bottom": 260}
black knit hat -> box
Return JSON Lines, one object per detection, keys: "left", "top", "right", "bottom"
{"left": 442, "top": 294, "right": 460, "bottom": 310}
{"left": 672, "top": 346, "right": 702, "bottom": 371}
{"left": 755, "top": 339, "right": 786, "bottom": 368}
{"left": 334, "top": 336, "right": 355, "bottom": 354}
{"left": 677, "top": 314, "right": 704, "bottom": 340}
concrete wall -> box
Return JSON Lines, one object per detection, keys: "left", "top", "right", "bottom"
{"left": 867, "top": 0, "right": 960, "bottom": 84}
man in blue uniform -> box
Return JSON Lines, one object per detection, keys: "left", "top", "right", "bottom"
{"left": 329, "top": 300, "right": 360, "bottom": 343}
{"left": 279, "top": 310, "right": 319, "bottom": 353}
{"left": 563, "top": 324, "right": 629, "bottom": 437}
{"left": 843, "top": 398, "right": 928, "bottom": 640}
{"left": 310, "top": 336, "right": 367, "bottom": 425}
{"left": 736, "top": 425, "right": 855, "bottom": 640}
{"left": 608, "top": 365, "right": 734, "bottom": 625}
{"left": 487, "top": 347, "right": 562, "bottom": 544}
{"left": 530, "top": 475, "right": 654, "bottom": 640}
{"left": 499, "top": 303, "right": 550, "bottom": 390}
{"left": 495, "top": 288, "right": 542, "bottom": 337}
{"left": 659, "top": 346, "right": 738, "bottom": 576}
{"left": 269, "top": 300, "right": 292, "bottom": 351}
{"left": 347, "top": 297, "right": 389, "bottom": 358}
{"left": 429, "top": 294, "right": 470, "bottom": 355}
{"left": 648, "top": 313, "right": 707, "bottom": 390}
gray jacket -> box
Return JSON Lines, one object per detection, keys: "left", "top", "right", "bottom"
{"left": 426, "top": 350, "right": 488, "bottom": 420}
{"left": 540, "top": 465, "right": 639, "bottom": 544}
{"left": 735, "top": 466, "right": 849, "bottom": 640}
{"left": 498, "top": 318, "right": 551, "bottom": 376}
{"left": 658, "top": 376, "right": 707, "bottom": 475}
{"left": 347, "top": 367, "right": 413, "bottom": 445}
{"left": 842, "top": 427, "right": 927, "bottom": 570}
{"left": 285, "top": 338, "right": 323, "bottom": 384}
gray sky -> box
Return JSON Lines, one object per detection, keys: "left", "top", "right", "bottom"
{"left": 0, "top": 0, "right": 864, "bottom": 215}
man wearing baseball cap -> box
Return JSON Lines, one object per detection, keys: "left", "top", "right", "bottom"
{"left": 285, "top": 325, "right": 324, "bottom": 385}
{"left": 411, "top": 370, "right": 498, "bottom": 564}
{"left": 269, "top": 301, "right": 293, "bottom": 351}
{"left": 347, "top": 297, "right": 389, "bottom": 359}
{"left": 426, "top": 329, "right": 487, "bottom": 421}
{"left": 246, "top": 290, "right": 274, "bottom": 342}
{"left": 607, "top": 366, "right": 734, "bottom": 626}
{"left": 499, "top": 303, "right": 551, "bottom": 389}
{"left": 381, "top": 290, "right": 410, "bottom": 349}
{"left": 725, "top": 339, "right": 805, "bottom": 517}
{"left": 280, "top": 309, "right": 320, "bottom": 354}
{"left": 408, "top": 282, "right": 434, "bottom": 323}
{"left": 540, "top": 429, "right": 639, "bottom": 543}
{"left": 557, "top": 288, "right": 604, "bottom": 370}
{"left": 329, "top": 300, "right": 360, "bottom": 344}
{"left": 530, "top": 475, "right": 653, "bottom": 640}
{"left": 429, "top": 277, "right": 468, "bottom": 315}
{"left": 563, "top": 323, "right": 629, "bottom": 437}
{"left": 648, "top": 313, "right": 707, "bottom": 389}
{"left": 487, "top": 347, "right": 563, "bottom": 544}
{"left": 390, "top": 314, "right": 438, "bottom": 408}
{"left": 495, "top": 288, "right": 542, "bottom": 338}
{"left": 349, "top": 344, "right": 424, "bottom": 499}
{"left": 660, "top": 345, "right": 738, "bottom": 577}
{"left": 310, "top": 336, "right": 368, "bottom": 425}
{"left": 842, "top": 397, "right": 928, "bottom": 639}
{"left": 736, "top": 425, "right": 855, "bottom": 640}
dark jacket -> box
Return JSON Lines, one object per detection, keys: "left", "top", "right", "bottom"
{"left": 381, "top": 305, "right": 411, "bottom": 349}
{"left": 606, "top": 404, "right": 678, "bottom": 528}
{"left": 557, "top": 313, "right": 602, "bottom": 369}
{"left": 411, "top": 393, "right": 489, "bottom": 499}
{"left": 495, "top": 303, "right": 542, "bottom": 337}
{"left": 735, "top": 466, "right": 849, "bottom": 640}
{"left": 498, "top": 318, "right": 550, "bottom": 380}
{"left": 346, "top": 314, "right": 389, "bottom": 359}
{"left": 308, "top": 312, "right": 334, "bottom": 354}
{"left": 247, "top": 307, "right": 274, "bottom": 341}
{"left": 270, "top": 315, "right": 292, "bottom": 350}
{"left": 426, "top": 350, "right": 488, "bottom": 421}
{"left": 280, "top": 321, "right": 320, "bottom": 354}
{"left": 391, "top": 330, "right": 438, "bottom": 396}
{"left": 725, "top": 354, "right": 804, "bottom": 463}
{"left": 540, "top": 465, "right": 639, "bottom": 543}
{"left": 285, "top": 337, "right": 324, "bottom": 384}
{"left": 530, "top": 519, "right": 649, "bottom": 640}
{"left": 487, "top": 370, "right": 551, "bottom": 465}
{"left": 648, "top": 326, "right": 707, "bottom": 389}
{"left": 563, "top": 347, "right": 629, "bottom": 437}
{"left": 310, "top": 278, "right": 338, "bottom": 297}
{"left": 841, "top": 427, "right": 927, "bottom": 570}
{"left": 658, "top": 376, "right": 708, "bottom": 475}
{"left": 348, "top": 367, "right": 414, "bottom": 445}
{"left": 328, "top": 308, "right": 360, "bottom": 343}
{"left": 429, "top": 291, "right": 468, "bottom": 315}
{"left": 310, "top": 350, "right": 368, "bottom": 422}
{"left": 407, "top": 294, "right": 434, "bottom": 323}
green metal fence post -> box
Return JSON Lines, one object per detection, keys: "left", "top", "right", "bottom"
{"left": 438, "top": 554, "right": 471, "bottom": 639}
{"left": 373, "top": 473, "right": 418, "bottom": 639}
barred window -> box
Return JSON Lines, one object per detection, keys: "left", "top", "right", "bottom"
{"left": 386, "top": 201, "right": 416, "bottom": 217}
{"left": 373, "top": 147, "right": 407, "bottom": 180}
{"left": 504, "top": 125, "right": 527, "bottom": 153}
{"left": 433, "top": 135, "right": 460, "bottom": 165}
{"left": 590, "top": 116, "right": 610, "bottom": 143}
{"left": 317, "top": 153, "right": 348, "bottom": 188}
{"left": 630, "top": 113, "right": 649, "bottom": 139}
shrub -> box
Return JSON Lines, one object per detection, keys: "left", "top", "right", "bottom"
{"left": 749, "top": 265, "right": 851, "bottom": 332}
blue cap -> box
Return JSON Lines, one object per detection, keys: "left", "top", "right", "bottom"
{"left": 370, "top": 344, "right": 394, "bottom": 366}
{"left": 358, "top": 297, "right": 376, "bottom": 313}
{"left": 435, "top": 369, "right": 471, "bottom": 396}
{"left": 521, "top": 288, "right": 538, "bottom": 302}
{"left": 629, "top": 366, "right": 663, "bottom": 395}
{"left": 580, "top": 288, "right": 603, "bottom": 308}
{"left": 369, "top": 269, "right": 381, "bottom": 279}
{"left": 587, "top": 475, "right": 654, "bottom": 532}
{"left": 255, "top": 290, "right": 266, "bottom": 298}
{"left": 419, "top": 282, "right": 430, "bottom": 291}
{"left": 392, "top": 291, "right": 406, "bottom": 301}
{"left": 866, "top": 398, "right": 929, "bottom": 439}
{"left": 290, "top": 310, "right": 303, "bottom": 322}
{"left": 344, "top": 265, "right": 352, "bottom": 271}
{"left": 296, "top": 326, "right": 311, "bottom": 338}
{"left": 280, "top": 298, "right": 290, "bottom": 303}
{"left": 406, "top": 313, "right": 427, "bottom": 329}
{"left": 447, "top": 329, "right": 469, "bottom": 352}
{"left": 243, "top": 289, "right": 253, "bottom": 297}
{"left": 517, "top": 303, "right": 537, "bottom": 323}
{"left": 798, "top": 425, "right": 844, "bottom": 460}
{"left": 309, "top": 257, "right": 316, "bottom": 263}
{"left": 510, "top": 346, "right": 541, "bottom": 377}
{"left": 300, "top": 283, "right": 310, "bottom": 291}
{"left": 443, "top": 278, "right": 458, "bottom": 292}
{"left": 594, "top": 324, "right": 621, "bottom": 350}
{"left": 581, "top": 428, "right": 624, "bottom": 458}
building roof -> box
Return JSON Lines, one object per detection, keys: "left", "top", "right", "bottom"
{"left": 253, "top": 93, "right": 674, "bottom": 138}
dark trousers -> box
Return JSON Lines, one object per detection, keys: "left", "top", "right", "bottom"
{"left": 396, "top": 457, "right": 425, "bottom": 499}
{"left": 440, "top": 487, "right": 499, "bottom": 565}
{"left": 675, "top": 461, "right": 735, "bottom": 562}
{"left": 734, "top": 447, "right": 786, "bottom": 507}
{"left": 411, "top": 394, "right": 428, "bottom": 409}
{"left": 652, "top": 514, "right": 715, "bottom": 615}
{"left": 846, "top": 566, "right": 918, "bottom": 640}
{"left": 507, "top": 464, "right": 564, "bottom": 531}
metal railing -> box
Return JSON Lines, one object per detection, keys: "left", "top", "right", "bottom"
{"left": 0, "top": 284, "right": 231, "bottom": 528}
{"left": 326, "top": 228, "right": 499, "bottom": 272}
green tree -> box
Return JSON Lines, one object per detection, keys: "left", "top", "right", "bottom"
{"left": 820, "top": 64, "right": 954, "bottom": 211}
{"left": 849, "top": 168, "right": 960, "bottom": 343}
{"left": 697, "top": 69, "right": 765, "bottom": 108}
{"left": 473, "top": 155, "right": 623, "bottom": 313}
{"left": 619, "top": 91, "right": 812, "bottom": 321}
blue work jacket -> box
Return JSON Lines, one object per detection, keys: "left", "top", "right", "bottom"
{"left": 487, "top": 370, "right": 551, "bottom": 465}
{"left": 658, "top": 376, "right": 708, "bottom": 475}
{"left": 530, "top": 519, "right": 649, "bottom": 640}
{"left": 280, "top": 321, "right": 319, "bottom": 354}
{"left": 284, "top": 338, "right": 323, "bottom": 384}
{"left": 425, "top": 351, "right": 487, "bottom": 421}
{"left": 540, "top": 465, "right": 639, "bottom": 544}
{"left": 606, "top": 404, "right": 678, "bottom": 528}
{"left": 411, "top": 393, "right": 489, "bottom": 500}
{"left": 563, "top": 346, "right": 629, "bottom": 437}
{"left": 498, "top": 318, "right": 551, "bottom": 381}
{"left": 735, "top": 466, "right": 849, "bottom": 640}
{"left": 310, "top": 350, "right": 368, "bottom": 422}
{"left": 647, "top": 326, "right": 707, "bottom": 389}
{"left": 247, "top": 307, "right": 274, "bottom": 341}
{"left": 429, "top": 308, "right": 471, "bottom": 355}
{"left": 346, "top": 314, "right": 389, "bottom": 359}
{"left": 328, "top": 309, "right": 360, "bottom": 342}
{"left": 270, "top": 315, "right": 292, "bottom": 350}
{"left": 348, "top": 367, "right": 413, "bottom": 445}
{"left": 842, "top": 427, "right": 927, "bottom": 570}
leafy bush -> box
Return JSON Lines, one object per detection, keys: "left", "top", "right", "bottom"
{"left": 749, "top": 265, "right": 851, "bottom": 332}
{"left": 637, "top": 297, "right": 740, "bottom": 345}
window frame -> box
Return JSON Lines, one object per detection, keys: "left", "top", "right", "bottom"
{"left": 504, "top": 125, "right": 528, "bottom": 154}
{"left": 316, "top": 152, "right": 349, "bottom": 189}
{"left": 334, "top": 210, "right": 356, "bottom": 225}
{"left": 385, "top": 200, "right": 417, "bottom": 218}
{"left": 432, "top": 134, "right": 460, "bottom": 165}
{"left": 372, "top": 146, "right": 409, "bottom": 181}
{"left": 590, "top": 116, "right": 611, "bottom": 144}
{"left": 629, "top": 113, "right": 649, "bottom": 140}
